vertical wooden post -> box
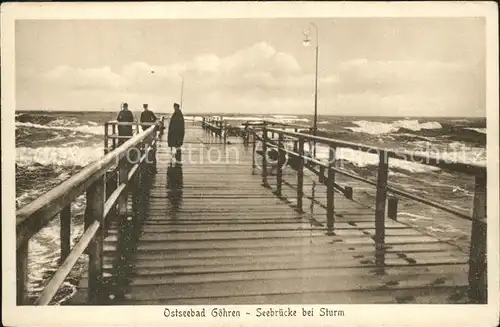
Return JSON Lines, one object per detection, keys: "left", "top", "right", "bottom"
{"left": 261, "top": 127, "right": 268, "bottom": 186}
{"left": 374, "top": 151, "right": 389, "bottom": 267}
{"left": 105, "top": 171, "right": 117, "bottom": 233}
{"left": 118, "top": 156, "right": 130, "bottom": 216}
{"left": 344, "top": 186, "right": 353, "bottom": 200}
{"left": 296, "top": 137, "right": 305, "bottom": 212}
{"left": 104, "top": 122, "right": 109, "bottom": 155}
{"left": 60, "top": 204, "right": 71, "bottom": 262}
{"left": 310, "top": 181, "right": 316, "bottom": 214}
{"left": 276, "top": 133, "right": 284, "bottom": 197}
{"left": 16, "top": 242, "right": 28, "bottom": 305}
{"left": 388, "top": 197, "right": 398, "bottom": 221}
{"left": 85, "top": 176, "right": 105, "bottom": 304}
{"left": 245, "top": 123, "right": 250, "bottom": 145}
{"left": 132, "top": 148, "right": 143, "bottom": 224}
{"left": 326, "top": 146, "right": 336, "bottom": 233}
{"left": 112, "top": 124, "right": 117, "bottom": 150}
{"left": 319, "top": 165, "right": 325, "bottom": 183}
{"left": 468, "top": 172, "right": 487, "bottom": 303}
{"left": 252, "top": 129, "right": 256, "bottom": 171}
{"left": 223, "top": 122, "right": 228, "bottom": 144}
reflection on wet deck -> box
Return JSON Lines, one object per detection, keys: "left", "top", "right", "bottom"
{"left": 69, "top": 125, "right": 470, "bottom": 305}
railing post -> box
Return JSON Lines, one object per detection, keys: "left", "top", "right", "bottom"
{"left": 374, "top": 151, "right": 389, "bottom": 268}
{"left": 344, "top": 186, "right": 353, "bottom": 200}
{"left": 252, "top": 129, "right": 256, "bottom": 172}
{"left": 319, "top": 165, "right": 325, "bottom": 183}
{"left": 388, "top": 196, "right": 398, "bottom": 221}
{"left": 16, "top": 242, "right": 28, "bottom": 305}
{"left": 245, "top": 123, "right": 250, "bottom": 145}
{"left": 468, "top": 172, "right": 487, "bottom": 303}
{"left": 326, "top": 146, "right": 336, "bottom": 233}
{"left": 223, "top": 122, "right": 228, "bottom": 144}
{"left": 296, "top": 137, "right": 305, "bottom": 212}
{"left": 105, "top": 171, "right": 117, "bottom": 233}
{"left": 276, "top": 133, "right": 284, "bottom": 197}
{"left": 104, "top": 122, "right": 109, "bottom": 155}
{"left": 112, "top": 124, "right": 117, "bottom": 150}
{"left": 60, "top": 204, "right": 71, "bottom": 263}
{"left": 85, "top": 176, "right": 105, "bottom": 304}
{"left": 261, "top": 127, "right": 268, "bottom": 186}
{"left": 132, "top": 143, "right": 144, "bottom": 224}
{"left": 118, "top": 155, "right": 130, "bottom": 216}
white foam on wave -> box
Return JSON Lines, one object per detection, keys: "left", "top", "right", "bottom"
{"left": 16, "top": 121, "right": 104, "bottom": 135}
{"left": 346, "top": 120, "right": 442, "bottom": 135}
{"left": 310, "top": 142, "right": 485, "bottom": 173}
{"left": 16, "top": 146, "right": 103, "bottom": 167}
{"left": 465, "top": 127, "right": 486, "bottom": 134}
{"left": 26, "top": 196, "right": 86, "bottom": 302}
{"left": 268, "top": 117, "right": 310, "bottom": 125}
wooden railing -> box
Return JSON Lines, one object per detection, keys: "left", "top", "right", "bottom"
{"left": 104, "top": 117, "right": 165, "bottom": 154}
{"left": 236, "top": 121, "right": 487, "bottom": 304}
{"left": 16, "top": 118, "right": 164, "bottom": 305}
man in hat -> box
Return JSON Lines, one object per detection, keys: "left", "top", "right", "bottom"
{"left": 116, "top": 102, "right": 134, "bottom": 146}
{"left": 168, "top": 103, "right": 185, "bottom": 161}
{"left": 140, "top": 103, "right": 157, "bottom": 131}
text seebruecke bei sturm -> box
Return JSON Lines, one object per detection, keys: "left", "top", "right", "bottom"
{"left": 164, "top": 307, "right": 345, "bottom": 318}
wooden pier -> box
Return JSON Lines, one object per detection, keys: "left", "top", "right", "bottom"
{"left": 16, "top": 117, "right": 487, "bottom": 305}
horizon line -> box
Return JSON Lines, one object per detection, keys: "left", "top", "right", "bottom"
{"left": 14, "top": 109, "right": 486, "bottom": 119}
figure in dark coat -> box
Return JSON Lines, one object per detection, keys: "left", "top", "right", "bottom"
{"left": 116, "top": 102, "right": 134, "bottom": 146}
{"left": 168, "top": 103, "right": 185, "bottom": 149}
{"left": 140, "top": 103, "right": 157, "bottom": 131}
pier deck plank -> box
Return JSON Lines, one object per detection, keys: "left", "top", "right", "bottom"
{"left": 69, "top": 125, "right": 470, "bottom": 305}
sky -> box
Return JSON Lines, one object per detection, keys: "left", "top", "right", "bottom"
{"left": 15, "top": 18, "right": 486, "bottom": 116}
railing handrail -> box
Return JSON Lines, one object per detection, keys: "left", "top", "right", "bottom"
{"left": 263, "top": 126, "right": 486, "bottom": 176}
{"left": 16, "top": 122, "right": 161, "bottom": 250}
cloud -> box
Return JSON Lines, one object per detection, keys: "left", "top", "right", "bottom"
{"left": 21, "top": 42, "right": 483, "bottom": 116}
{"left": 43, "top": 65, "right": 121, "bottom": 90}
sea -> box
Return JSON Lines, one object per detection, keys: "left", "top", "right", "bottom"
{"left": 15, "top": 110, "right": 486, "bottom": 304}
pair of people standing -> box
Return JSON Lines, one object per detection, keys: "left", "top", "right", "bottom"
{"left": 116, "top": 103, "right": 157, "bottom": 141}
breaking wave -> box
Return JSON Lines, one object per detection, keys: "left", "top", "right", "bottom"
{"left": 346, "top": 120, "right": 442, "bottom": 135}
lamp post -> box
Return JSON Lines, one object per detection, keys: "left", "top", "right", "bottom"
{"left": 303, "top": 22, "right": 319, "bottom": 157}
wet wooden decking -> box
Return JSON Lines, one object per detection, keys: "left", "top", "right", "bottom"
{"left": 70, "top": 125, "right": 470, "bottom": 304}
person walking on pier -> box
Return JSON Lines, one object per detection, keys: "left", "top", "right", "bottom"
{"left": 168, "top": 102, "right": 185, "bottom": 161}
{"left": 116, "top": 102, "right": 134, "bottom": 146}
{"left": 140, "top": 103, "right": 157, "bottom": 131}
